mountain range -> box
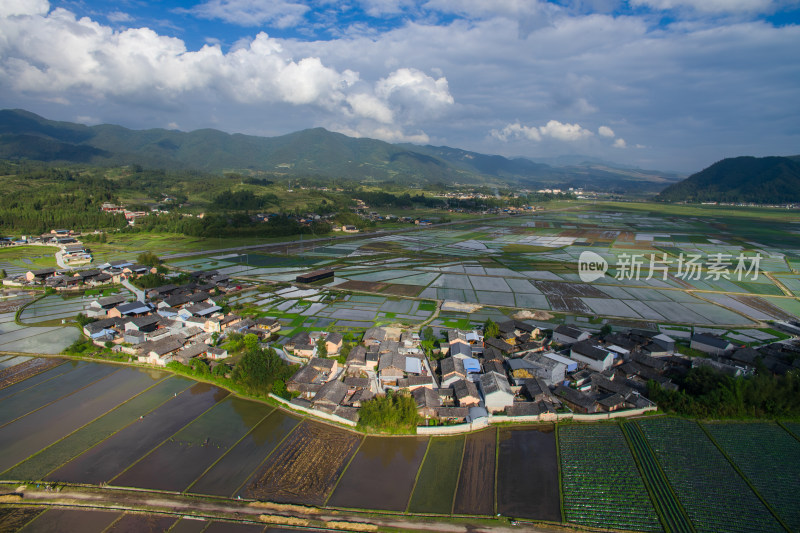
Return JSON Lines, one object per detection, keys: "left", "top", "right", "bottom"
{"left": 655, "top": 155, "right": 800, "bottom": 204}
{"left": 0, "top": 109, "right": 680, "bottom": 193}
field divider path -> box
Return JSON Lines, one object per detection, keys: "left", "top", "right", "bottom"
{"left": 229, "top": 414, "right": 306, "bottom": 498}
{"left": 554, "top": 423, "right": 565, "bottom": 524}
{"left": 0, "top": 364, "right": 121, "bottom": 430}
{"left": 776, "top": 421, "right": 800, "bottom": 443}
{"left": 764, "top": 272, "right": 794, "bottom": 297}
{"left": 621, "top": 422, "right": 695, "bottom": 533}
{"left": 99, "top": 512, "right": 126, "bottom": 531}
{"left": 182, "top": 407, "right": 276, "bottom": 495}
{"left": 13, "top": 293, "right": 47, "bottom": 327}
{"left": 0, "top": 373, "right": 173, "bottom": 478}
{"left": 107, "top": 390, "right": 231, "bottom": 486}
{"left": 322, "top": 431, "right": 366, "bottom": 507}
{"left": 404, "top": 437, "right": 433, "bottom": 513}
{"left": 450, "top": 432, "right": 468, "bottom": 516}
{"left": 698, "top": 422, "right": 792, "bottom": 533}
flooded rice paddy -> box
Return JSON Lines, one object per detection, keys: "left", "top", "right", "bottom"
{"left": 170, "top": 211, "right": 800, "bottom": 328}
{"left": 1, "top": 356, "right": 798, "bottom": 533}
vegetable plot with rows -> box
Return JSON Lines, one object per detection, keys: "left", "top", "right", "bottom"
{"left": 559, "top": 423, "right": 662, "bottom": 532}
{"left": 637, "top": 418, "right": 783, "bottom": 533}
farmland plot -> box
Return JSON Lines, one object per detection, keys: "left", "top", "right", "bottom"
{"left": 621, "top": 423, "right": 693, "bottom": 533}
{"left": 104, "top": 513, "right": 178, "bottom": 532}
{"left": 328, "top": 436, "right": 429, "bottom": 511}
{"left": 188, "top": 409, "right": 301, "bottom": 497}
{"left": 47, "top": 382, "right": 229, "bottom": 485}
{"left": 560, "top": 424, "right": 662, "bottom": 532}
{"left": 0, "top": 361, "right": 117, "bottom": 426}
{"left": 497, "top": 427, "right": 560, "bottom": 522}
{"left": 475, "top": 291, "right": 510, "bottom": 306}
{"left": 168, "top": 518, "right": 213, "bottom": 533}
{"left": 0, "top": 367, "right": 164, "bottom": 473}
{"left": 242, "top": 420, "right": 362, "bottom": 506}
{"left": 17, "top": 508, "right": 121, "bottom": 533}
{"left": 0, "top": 324, "right": 81, "bottom": 354}
{"left": 637, "top": 418, "right": 782, "bottom": 533}
{"left": 704, "top": 422, "right": 800, "bottom": 531}
{"left": 546, "top": 296, "right": 592, "bottom": 314}
{"left": 0, "top": 507, "right": 46, "bottom": 532}
{"left": 534, "top": 281, "right": 607, "bottom": 298}
{"left": 453, "top": 428, "right": 497, "bottom": 516}
{"left": 623, "top": 300, "right": 666, "bottom": 320}
{"left": 0, "top": 357, "right": 63, "bottom": 390}
{"left": 112, "top": 396, "right": 273, "bottom": 492}
{"left": 783, "top": 422, "right": 800, "bottom": 440}
{"left": 581, "top": 298, "right": 642, "bottom": 319}
{"left": 505, "top": 278, "right": 543, "bottom": 294}
{"left": 469, "top": 276, "right": 511, "bottom": 292}
{"left": 514, "top": 293, "right": 551, "bottom": 309}
{"left": 4, "top": 376, "right": 192, "bottom": 482}
{"left": 407, "top": 436, "right": 465, "bottom": 514}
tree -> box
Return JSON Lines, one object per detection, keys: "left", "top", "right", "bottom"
{"left": 483, "top": 318, "right": 499, "bottom": 339}
{"left": 358, "top": 390, "right": 420, "bottom": 433}
{"left": 212, "top": 362, "right": 229, "bottom": 377}
{"left": 136, "top": 251, "right": 161, "bottom": 267}
{"left": 243, "top": 333, "right": 260, "bottom": 351}
{"left": 232, "top": 346, "right": 287, "bottom": 395}
{"left": 600, "top": 324, "right": 613, "bottom": 336}
{"left": 75, "top": 313, "right": 95, "bottom": 328}
{"left": 316, "top": 337, "right": 328, "bottom": 358}
{"left": 422, "top": 326, "right": 434, "bottom": 342}
{"left": 190, "top": 358, "right": 210, "bottom": 375}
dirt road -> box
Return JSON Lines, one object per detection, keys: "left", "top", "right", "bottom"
{"left": 14, "top": 485, "right": 568, "bottom": 533}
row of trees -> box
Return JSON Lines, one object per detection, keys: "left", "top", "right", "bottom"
{"left": 213, "top": 189, "right": 279, "bottom": 210}
{"left": 125, "top": 212, "right": 331, "bottom": 239}
{"left": 167, "top": 344, "right": 297, "bottom": 400}
{"left": 649, "top": 366, "right": 800, "bottom": 418}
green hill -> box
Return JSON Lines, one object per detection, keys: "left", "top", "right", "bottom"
{"left": 0, "top": 108, "right": 679, "bottom": 191}
{"left": 655, "top": 156, "right": 800, "bottom": 204}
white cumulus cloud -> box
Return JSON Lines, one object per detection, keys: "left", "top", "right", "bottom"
{"left": 491, "top": 120, "right": 595, "bottom": 142}
{"left": 182, "top": 0, "right": 310, "bottom": 28}
{"left": 630, "top": 0, "right": 778, "bottom": 14}
{"left": 346, "top": 92, "right": 394, "bottom": 123}
{"left": 613, "top": 138, "right": 627, "bottom": 148}
{"left": 376, "top": 67, "right": 454, "bottom": 119}
{"left": 598, "top": 125, "right": 615, "bottom": 137}
{"left": 0, "top": 4, "right": 454, "bottom": 148}
{"left": 0, "top": 0, "right": 48, "bottom": 18}
{"left": 107, "top": 11, "right": 133, "bottom": 23}
{"left": 490, "top": 122, "right": 542, "bottom": 142}
{"left": 539, "top": 120, "right": 594, "bottom": 141}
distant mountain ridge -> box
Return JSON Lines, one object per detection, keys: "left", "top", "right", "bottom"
{"left": 655, "top": 155, "right": 800, "bottom": 204}
{"left": 0, "top": 109, "right": 680, "bottom": 192}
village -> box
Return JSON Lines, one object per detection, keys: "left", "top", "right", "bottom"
{"left": 8, "top": 259, "right": 799, "bottom": 431}
{"left": 4, "top": 224, "right": 800, "bottom": 433}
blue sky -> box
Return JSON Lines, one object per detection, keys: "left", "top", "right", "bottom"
{"left": 2, "top": 0, "right": 799, "bottom": 172}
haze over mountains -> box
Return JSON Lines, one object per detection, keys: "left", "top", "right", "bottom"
{"left": 0, "top": 109, "right": 679, "bottom": 193}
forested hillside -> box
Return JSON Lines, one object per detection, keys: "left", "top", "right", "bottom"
{"left": 656, "top": 156, "right": 800, "bottom": 203}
